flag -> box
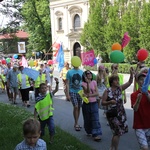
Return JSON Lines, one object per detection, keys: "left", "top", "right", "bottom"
{"left": 56, "top": 44, "right": 64, "bottom": 72}
{"left": 52, "top": 42, "right": 61, "bottom": 57}
{"left": 21, "top": 56, "right": 28, "bottom": 67}
{"left": 142, "top": 69, "right": 150, "bottom": 93}
{"left": 121, "top": 32, "right": 131, "bottom": 49}
{"left": 52, "top": 42, "right": 60, "bottom": 50}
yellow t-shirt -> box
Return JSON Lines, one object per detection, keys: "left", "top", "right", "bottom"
{"left": 62, "top": 68, "right": 69, "bottom": 80}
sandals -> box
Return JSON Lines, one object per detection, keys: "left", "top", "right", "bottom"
{"left": 74, "top": 125, "right": 81, "bottom": 131}
{"left": 94, "top": 136, "right": 101, "bottom": 142}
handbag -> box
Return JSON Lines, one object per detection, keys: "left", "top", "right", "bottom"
{"left": 106, "top": 107, "right": 117, "bottom": 118}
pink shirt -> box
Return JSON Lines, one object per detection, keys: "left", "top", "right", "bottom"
{"left": 82, "top": 80, "right": 97, "bottom": 103}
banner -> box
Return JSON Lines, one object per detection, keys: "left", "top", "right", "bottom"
{"left": 81, "top": 50, "right": 95, "bottom": 67}
{"left": 121, "top": 32, "right": 130, "bottom": 49}
{"left": 18, "top": 42, "right": 26, "bottom": 53}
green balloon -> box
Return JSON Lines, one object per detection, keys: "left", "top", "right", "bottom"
{"left": 6, "top": 58, "right": 11, "bottom": 63}
{"left": 110, "top": 50, "right": 125, "bottom": 63}
{"left": 92, "top": 73, "right": 96, "bottom": 80}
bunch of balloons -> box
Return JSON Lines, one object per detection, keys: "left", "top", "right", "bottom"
{"left": 110, "top": 43, "right": 125, "bottom": 63}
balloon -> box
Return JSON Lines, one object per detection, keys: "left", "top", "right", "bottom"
{"left": 93, "top": 58, "right": 98, "bottom": 65}
{"left": 47, "top": 60, "right": 53, "bottom": 65}
{"left": 110, "top": 50, "right": 125, "bottom": 63}
{"left": 13, "top": 54, "right": 18, "bottom": 59}
{"left": 19, "top": 61, "right": 22, "bottom": 66}
{"left": 71, "top": 56, "right": 81, "bottom": 67}
{"left": 34, "top": 61, "right": 37, "bottom": 66}
{"left": 28, "top": 60, "right": 34, "bottom": 67}
{"left": 36, "top": 52, "right": 40, "bottom": 56}
{"left": 2, "top": 60, "right": 6, "bottom": 65}
{"left": 112, "top": 43, "right": 122, "bottom": 51}
{"left": 6, "top": 58, "right": 11, "bottom": 63}
{"left": 92, "top": 73, "right": 96, "bottom": 80}
{"left": 137, "top": 49, "right": 149, "bottom": 61}
{"left": 32, "top": 52, "right": 35, "bottom": 56}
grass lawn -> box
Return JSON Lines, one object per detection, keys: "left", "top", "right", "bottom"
{"left": 0, "top": 103, "right": 94, "bottom": 150}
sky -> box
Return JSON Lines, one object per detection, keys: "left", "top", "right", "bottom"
{"left": 0, "top": 0, "right": 18, "bottom": 28}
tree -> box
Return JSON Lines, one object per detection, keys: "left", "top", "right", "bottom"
{"left": 121, "top": 0, "right": 141, "bottom": 62}
{"left": 21, "top": 0, "right": 51, "bottom": 55}
{"left": 80, "top": 0, "right": 111, "bottom": 61}
{"left": 104, "top": 0, "right": 122, "bottom": 55}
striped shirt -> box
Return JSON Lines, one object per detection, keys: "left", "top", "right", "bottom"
{"left": 14, "top": 139, "right": 47, "bottom": 150}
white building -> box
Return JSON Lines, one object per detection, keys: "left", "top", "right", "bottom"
{"left": 50, "top": 0, "right": 89, "bottom": 63}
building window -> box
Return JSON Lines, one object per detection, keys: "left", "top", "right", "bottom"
{"left": 74, "top": 14, "right": 80, "bottom": 30}
{"left": 58, "top": 18, "right": 62, "bottom": 30}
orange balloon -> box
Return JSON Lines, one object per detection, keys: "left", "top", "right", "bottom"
{"left": 111, "top": 43, "right": 122, "bottom": 51}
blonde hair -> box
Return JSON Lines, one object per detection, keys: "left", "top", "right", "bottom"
{"left": 96, "top": 66, "right": 107, "bottom": 85}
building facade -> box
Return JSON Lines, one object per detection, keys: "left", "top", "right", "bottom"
{"left": 50, "top": 0, "right": 89, "bottom": 62}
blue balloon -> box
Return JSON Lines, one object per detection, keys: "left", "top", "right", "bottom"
{"left": 14, "top": 54, "right": 18, "bottom": 59}
{"left": 93, "top": 58, "right": 98, "bottom": 64}
{"left": 36, "top": 52, "right": 40, "bottom": 56}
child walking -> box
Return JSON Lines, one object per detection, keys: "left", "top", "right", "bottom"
{"left": 15, "top": 118, "right": 47, "bottom": 150}
{"left": 34, "top": 78, "right": 59, "bottom": 143}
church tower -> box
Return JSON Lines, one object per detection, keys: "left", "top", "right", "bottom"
{"left": 50, "top": 0, "right": 89, "bottom": 63}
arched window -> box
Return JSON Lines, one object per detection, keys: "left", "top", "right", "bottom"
{"left": 74, "top": 14, "right": 80, "bottom": 30}
{"left": 58, "top": 18, "right": 62, "bottom": 30}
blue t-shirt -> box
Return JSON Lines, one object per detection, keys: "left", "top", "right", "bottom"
{"left": 66, "top": 68, "right": 83, "bottom": 93}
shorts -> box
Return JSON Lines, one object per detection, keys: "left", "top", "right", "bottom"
{"left": 135, "top": 129, "right": 150, "bottom": 149}
{"left": 69, "top": 92, "right": 82, "bottom": 107}
{"left": 10, "top": 87, "right": 18, "bottom": 94}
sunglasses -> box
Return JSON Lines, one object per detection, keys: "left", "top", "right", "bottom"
{"left": 86, "top": 72, "right": 92, "bottom": 75}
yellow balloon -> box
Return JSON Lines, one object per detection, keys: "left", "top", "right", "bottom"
{"left": 29, "top": 60, "right": 34, "bottom": 67}
{"left": 32, "top": 52, "right": 35, "bottom": 56}
{"left": 71, "top": 56, "right": 81, "bottom": 67}
{"left": 34, "top": 61, "right": 37, "bottom": 66}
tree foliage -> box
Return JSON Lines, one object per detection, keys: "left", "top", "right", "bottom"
{"left": 0, "top": 0, "right": 51, "bottom": 56}
{"left": 21, "top": 0, "right": 51, "bottom": 53}
{"left": 81, "top": 0, "right": 150, "bottom": 63}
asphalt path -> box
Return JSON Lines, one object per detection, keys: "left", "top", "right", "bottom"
{"left": 0, "top": 70, "right": 139, "bottom": 150}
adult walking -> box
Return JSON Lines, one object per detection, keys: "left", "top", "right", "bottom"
{"left": 82, "top": 70, "right": 102, "bottom": 141}
{"left": 17, "top": 66, "right": 31, "bottom": 107}
{"left": 102, "top": 67, "right": 134, "bottom": 150}
{"left": 60, "top": 62, "right": 70, "bottom": 101}
{"left": 7, "top": 64, "right": 19, "bottom": 104}
{"left": 66, "top": 56, "right": 83, "bottom": 131}
{"left": 3, "top": 63, "right": 12, "bottom": 101}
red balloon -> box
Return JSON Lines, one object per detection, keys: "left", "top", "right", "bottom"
{"left": 137, "top": 49, "right": 149, "bottom": 61}
{"left": 47, "top": 60, "right": 53, "bottom": 65}
{"left": 2, "top": 60, "right": 6, "bottom": 65}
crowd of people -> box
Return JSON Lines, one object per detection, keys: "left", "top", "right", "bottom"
{"left": 0, "top": 56, "right": 149, "bottom": 150}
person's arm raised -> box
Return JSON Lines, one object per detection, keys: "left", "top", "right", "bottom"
{"left": 121, "top": 67, "right": 134, "bottom": 91}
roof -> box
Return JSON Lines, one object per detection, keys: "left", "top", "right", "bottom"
{"left": 0, "top": 30, "right": 29, "bottom": 40}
